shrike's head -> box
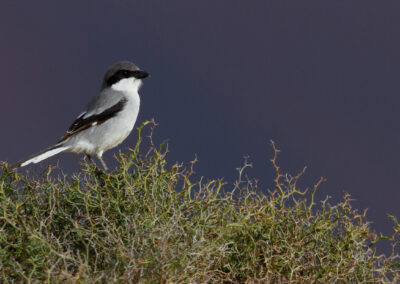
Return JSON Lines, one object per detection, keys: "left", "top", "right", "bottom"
{"left": 102, "top": 61, "right": 149, "bottom": 92}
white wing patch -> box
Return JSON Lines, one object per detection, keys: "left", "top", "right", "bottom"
{"left": 77, "top": 112, "right": 86, "bottom": 118}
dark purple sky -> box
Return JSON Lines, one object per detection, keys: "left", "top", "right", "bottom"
{"left": 1, "top": 1, "right": 400, "bottom": 244}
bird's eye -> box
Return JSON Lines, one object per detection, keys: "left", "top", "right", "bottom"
{"left": 119, "top": 70, "right": 130, "bottom": 77}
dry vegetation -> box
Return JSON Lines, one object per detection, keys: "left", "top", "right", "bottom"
{"left": 1, "top": 121, "right": 399, "bottom": 283}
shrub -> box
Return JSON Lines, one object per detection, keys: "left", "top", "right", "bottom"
{"left": 1, "top": 121, "right": 399, "bottom": 282}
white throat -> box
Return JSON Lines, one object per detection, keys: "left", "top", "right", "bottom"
{"left": 111, "top": 78, "right": 142, "bottom": 94}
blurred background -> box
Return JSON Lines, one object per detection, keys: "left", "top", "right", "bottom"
{"left": 1, "top": 1, "right": 399, "bottom": 252}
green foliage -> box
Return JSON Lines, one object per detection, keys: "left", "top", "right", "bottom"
{"left": 1, "top": 121, "right": 399, "bottom": 282}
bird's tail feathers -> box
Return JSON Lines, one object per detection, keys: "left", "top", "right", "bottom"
{"left": 11, "top": 144, "right": 70, "bottom": 169}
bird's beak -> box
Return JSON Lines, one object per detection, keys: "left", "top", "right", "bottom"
{"left": 133, "top": 70, "right": 149, "bottom": 79}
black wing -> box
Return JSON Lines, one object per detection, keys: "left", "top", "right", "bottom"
{"left": 59, "top": 98, "right": 127, "bottom": 142}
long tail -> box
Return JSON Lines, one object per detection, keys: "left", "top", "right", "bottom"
{"left": 10, "top": 144, "right": 70, "bottom": 169}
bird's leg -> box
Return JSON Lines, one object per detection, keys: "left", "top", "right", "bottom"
{"left": 86, "top": 154, "right": 105, "bottom": 177}
{"left": 97, "top": 154, "right": 109, "bottom": 172}
{"left": 85, "top": 154, "right": 97, "bottom": 167}
{"left": 86, "top": 154, "right": 92, "bottom": 163}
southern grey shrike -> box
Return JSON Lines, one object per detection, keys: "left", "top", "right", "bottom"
{"left": 11, "top": 61, "right": 149, "bottom": 171}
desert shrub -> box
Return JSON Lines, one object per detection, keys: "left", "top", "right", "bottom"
{"left": 1, "top": 121, "right": 399, "bottom": 283}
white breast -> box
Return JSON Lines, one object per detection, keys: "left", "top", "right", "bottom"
{"left": 111, "top": 77, "right": 141, "bottom": 126}
{"left": 101, "top": 77, "right": 142, "bottom": 151}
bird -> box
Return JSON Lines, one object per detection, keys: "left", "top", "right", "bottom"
{"left": 11, "top": 61, "right": 149, "bottom": 171}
